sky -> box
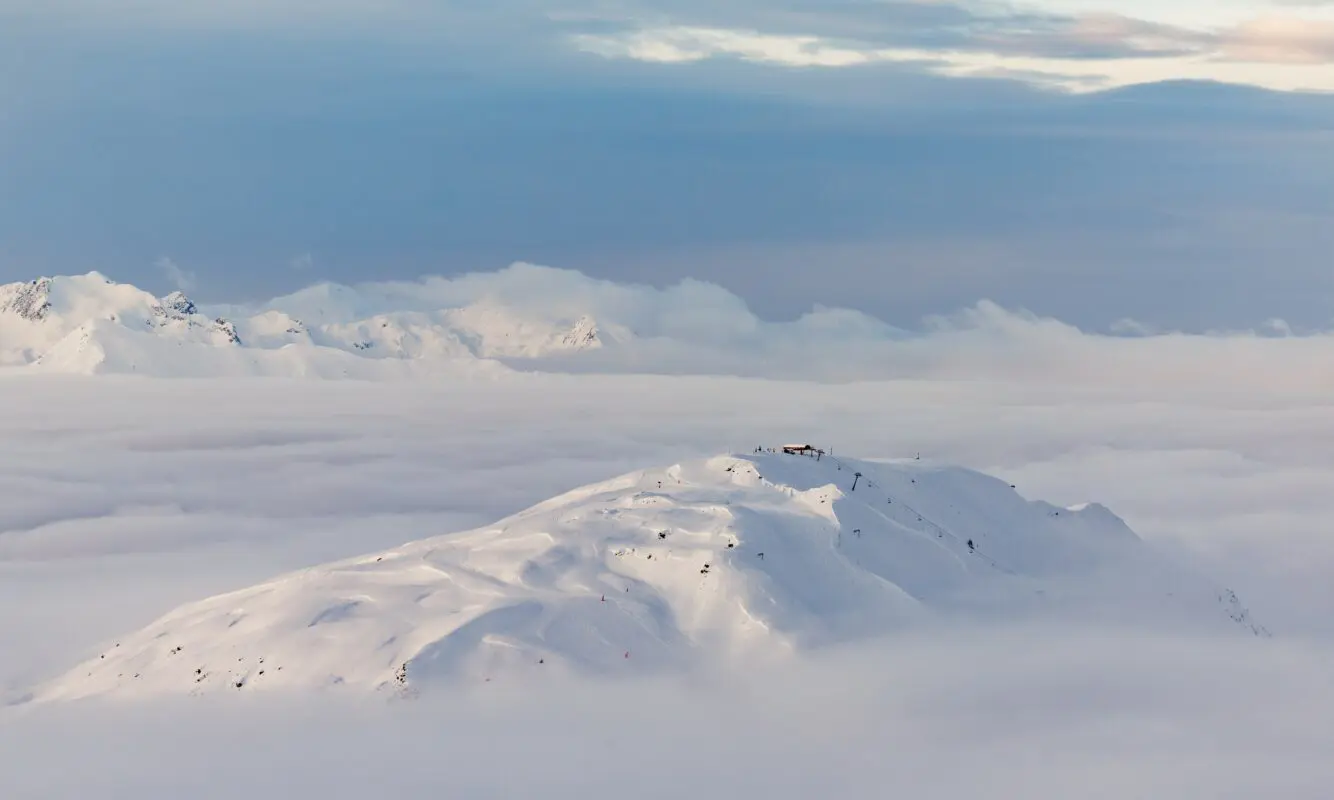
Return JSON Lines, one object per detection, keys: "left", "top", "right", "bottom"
{"left": 1, "top": 0, "right": 1333, "bottom": 330}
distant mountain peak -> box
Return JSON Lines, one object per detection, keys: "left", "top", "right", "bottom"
{"left": 160, "top": 290, "right": 197, "bottom": 317}
{"left": 561, "top": 314, "right": 601, "bottom": 349}
{"left": 0, "top": 277, "right": 54, "bottom": 322}
{"left": 0, "top": 272, "right": 611, "bottom": 377}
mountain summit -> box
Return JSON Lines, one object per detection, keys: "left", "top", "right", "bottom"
{"left": 27, "top": 450, "right": 1265, "bottom": 703}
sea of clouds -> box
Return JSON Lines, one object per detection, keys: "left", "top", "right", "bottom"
{"left": 6, "top": 630, "right": 1333, "bottom": 799}
{"left": 4, "top": 270, "right": 1334, "bottom": 796}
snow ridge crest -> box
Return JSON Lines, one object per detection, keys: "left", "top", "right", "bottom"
{"left": 0, "top": 272, "right": 604, "bottom": 376}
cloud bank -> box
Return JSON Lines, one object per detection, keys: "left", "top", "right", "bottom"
{"left": 204, "top": 263, "right": 1334, "bottom": 387}
{"left": 11, "top": 264, "right": 1334, "bottom": 387}
{"left": 4, "top": 631, "right": 1333, "bottom": 798}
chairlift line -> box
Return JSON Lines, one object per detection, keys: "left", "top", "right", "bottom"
{"left": 772, "top": 443, "right": 1013, "bottom": 574}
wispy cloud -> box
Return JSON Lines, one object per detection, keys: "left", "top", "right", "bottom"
{"left": 571, "top": 26, "right": 943, "bottom": 68}
{"left": 4, "top": 0, "right": 1333, "bottom": 92}
{"left": 155, "top": 257, "right": 195, "bottom": 293}
{"left": 572, "top": 9, "right": 1334, "bottom": 92}
{"left": 559, "top": 1, "right": 1334, "bottom": 92}
{"left": 1219, "top": 15, "right": 1334, "bottom": 63}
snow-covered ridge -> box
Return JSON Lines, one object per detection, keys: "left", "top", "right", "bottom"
{"left": 0, "top": 274, "right": 243, "bottom": 370}
{"left": 7, "top": 263, "right": 1326, "bottom": 383}
{"left": 26, "top": 450, "right": 1266, "bottom": 703}
{"left": 0, "top": 272, "right": 603, "bottom": 377}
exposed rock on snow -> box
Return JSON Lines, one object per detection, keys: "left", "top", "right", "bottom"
{"left": 29, "top": 451, "right": 1267, "bottom": 703}
{"left": 561, "top": 315, "right": 600, "bottom": 349}
{"left": 1, "top": 273, "right": 246, "bottom": 370}
{"left": 160, "top": 291, "right": 198, "bottom": 317}
{"left": 0, "top": 278, "right": 55, "bottom": 321}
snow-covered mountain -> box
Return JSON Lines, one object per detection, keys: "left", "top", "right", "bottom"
{"left": 0, "top": 273, "right": 603, "bottom": 377}
{"left": 0, "top": 275, "right": 241, "bottom": 367}
{"left": 27, "top": 450, "right": 1266, "bottom": 703}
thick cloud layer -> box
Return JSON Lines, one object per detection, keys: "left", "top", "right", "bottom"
{"left": 5, "top": 631, "right": 1333, "bottom": 799}
{"left": 4, "top": 338, "right": 1334, "bottom": 793}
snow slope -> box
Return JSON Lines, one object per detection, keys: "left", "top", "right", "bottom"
{"left": 0, "top": 273, "right": 602, "bottom": 377}
{"left": 27, "top": 450, "right": 1266, "bottom": 703}
{"left": 0, "top": 275, "right": 240, "bottom": 368}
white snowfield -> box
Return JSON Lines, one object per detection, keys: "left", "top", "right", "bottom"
{"left": 28, "top": 450, "right": 1266, "bottom": 703}
{"left": 0, "top": 272, "right": 601, "bottom": 377}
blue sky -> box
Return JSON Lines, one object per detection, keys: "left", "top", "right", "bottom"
{"left": 1, "top": 0, "right": 1332, "bottom": 329}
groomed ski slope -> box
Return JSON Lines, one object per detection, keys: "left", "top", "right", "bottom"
{"left": 28, "top": 450, "right": 1266, "bottom": 703}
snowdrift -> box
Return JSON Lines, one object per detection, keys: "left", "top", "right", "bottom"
{"left": 27, "top": 451, "right": 1266, "bottom": 703}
